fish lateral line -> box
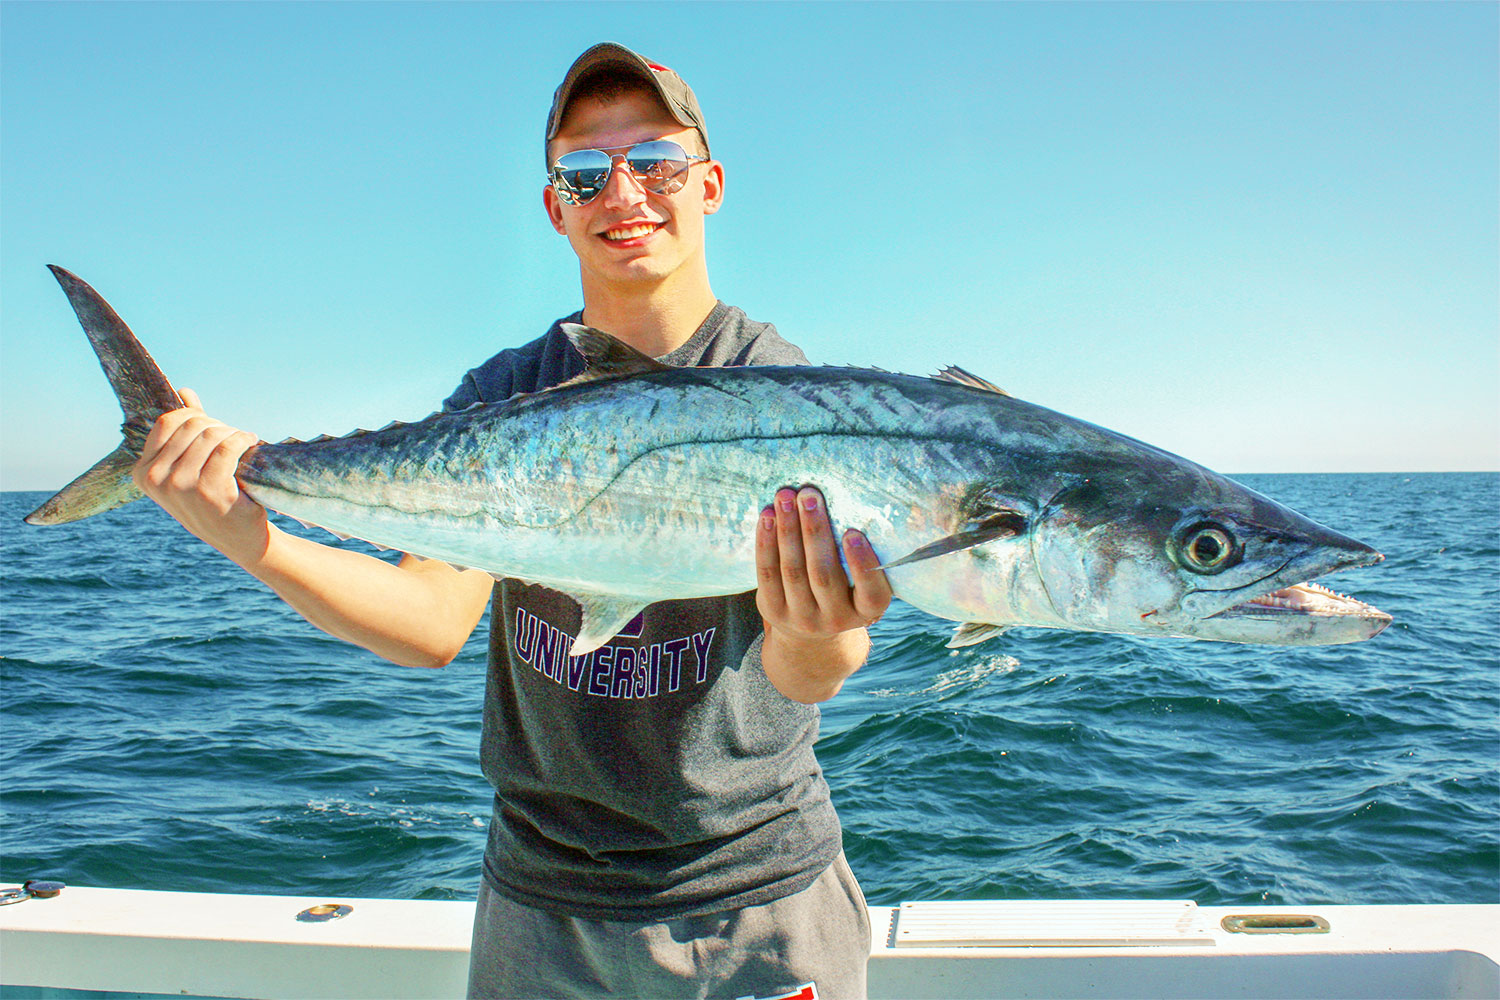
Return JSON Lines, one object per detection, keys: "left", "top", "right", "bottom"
{"left": 26, "top": 267, "right": 1394, "bottom": 651}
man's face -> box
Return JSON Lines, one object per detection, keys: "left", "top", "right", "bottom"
{"left": 544, "top": 90, "right": 723, "bottom": 292}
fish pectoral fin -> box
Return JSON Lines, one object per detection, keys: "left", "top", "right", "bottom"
{"left": 570, "top": 595, "right": 651, "bottom": 657}
{"left": 878, "top": 510, "right": 1027, "bottom": 570}
{"left": 946, "top": 622, "right": 1009, "bottom": 648}
{"left": 556, "top": 324, "right": 676, "bottom": 387}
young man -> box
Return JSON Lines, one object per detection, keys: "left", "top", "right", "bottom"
{"left": 133, "top": 42, "right": 888, "bottom": 999}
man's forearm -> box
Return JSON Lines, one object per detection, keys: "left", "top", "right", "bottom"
{"left": 132, "top": 396, "right": 494, "bottom": 670}
{"left": 242, "top": 525, "right": 494, "bottom": 668}
{"left": 761, "top": 624, "right": 871, "bottom": 703}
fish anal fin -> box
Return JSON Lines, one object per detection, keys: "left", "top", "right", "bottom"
{"left": 946, "top": 622, "right": 1009, "bottom": 648}
{"left": 934, "top": 365, "right": 1011, "bottom": 397}
{"left": 557, "top": 324, "right": 675, "bottom": 387}
{"left": 879, "top": 511, "right": 1026, "bottom": 570}
{"left": 570, "top": 594, "right": 651, "bottom": 657}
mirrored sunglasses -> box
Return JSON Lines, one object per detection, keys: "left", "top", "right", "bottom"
{"left": 549, "top": 139, "right": 708, "bottom": 207}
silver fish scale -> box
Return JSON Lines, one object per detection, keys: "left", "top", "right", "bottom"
{"left": 30, "top": 266, "right": 1395, "bottom": 650}
{"left": 238, "top": 365, "right": 1032, "bottom": 601}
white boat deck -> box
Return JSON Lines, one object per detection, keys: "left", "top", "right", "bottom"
{"left": 1, "top": 885, "right": 1495, "bottom": 998}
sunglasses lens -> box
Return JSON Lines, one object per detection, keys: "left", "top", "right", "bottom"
{"left": 551, "top": 140, "right": 697, "bottom": 205}
{"left": 623, "top": 140, "right": 692, "bottom": 194}
{"left": 552, "top": 149, "right": 613, "bottom": 205}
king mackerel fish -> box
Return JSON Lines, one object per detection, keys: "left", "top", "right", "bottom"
{"left": 28, "top": 267, "right": 1391, "bottom": 655}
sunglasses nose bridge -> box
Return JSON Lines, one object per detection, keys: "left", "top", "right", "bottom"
{"left": 597, "top": 151, "right": 650, "bottom": 204}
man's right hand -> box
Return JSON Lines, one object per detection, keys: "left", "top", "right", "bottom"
{"left": 130, "top": 389, "right": 493, "bottom": 668}
{"left": 133, "top": 388, "right": 270, "bottom": 568}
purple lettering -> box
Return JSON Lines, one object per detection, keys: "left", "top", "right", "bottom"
{"left": 513, "top": 609, "right": 537, "bottom": 663}
{"left": 589, "top": 646, "right": 615, "bottom": 696}
{"left": 551, "top": 631, "right": 573, "bottom": 681}
{"left": 534, "top": 621, "right": 556, "bottom": 678}
{"left": 691, "top": 628, "right": 716, "bottom": 683}
{"left": 611, "top": 647, "right": 637, "bottom": 699}
{"left": 566, "top": 649, "right": 591, "bottom": 691}
{"left": 646, "top": 644, "right": 661, "bottom": 697}
{"left": 633, "top": 648, "right": 651, "bottom": 698}
{"left": 662, "top": 637, "right": 690, "bottom": 693}
{"left": 618, "top": 611, "right": 646, "bottom": 638}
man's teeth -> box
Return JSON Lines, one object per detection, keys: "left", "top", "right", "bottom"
{"left": 603, "top": 224, "right": 658, "bottom": 241}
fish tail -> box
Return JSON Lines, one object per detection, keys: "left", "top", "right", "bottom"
{"left": 23, "top": 266, "right": 183, "bottom": 526}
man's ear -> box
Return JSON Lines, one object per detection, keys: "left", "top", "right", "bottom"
{"left": 543, "top": 185, "right": 568, "bottom": 235}
{"left": 701, "top": 160, "right": 725, "bottom": 216}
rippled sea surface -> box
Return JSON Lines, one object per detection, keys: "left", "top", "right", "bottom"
{"left": 2, "top": 474, "right": 1496, "bottom": 906}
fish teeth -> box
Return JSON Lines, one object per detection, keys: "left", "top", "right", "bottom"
{"left": 1244, "top": 581, "right": 1368, "bottom": 613}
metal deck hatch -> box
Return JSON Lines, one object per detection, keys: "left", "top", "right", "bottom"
{"left": 890, "top": 899, "right": 1216, "bottom": 948}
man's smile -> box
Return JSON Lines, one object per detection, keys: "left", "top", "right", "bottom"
{"left": 600, "top": 221, "right": 663, "bottom": 243}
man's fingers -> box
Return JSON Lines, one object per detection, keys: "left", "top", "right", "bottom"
{"left": 754, "top": 505, "right": 787, "bottom": 619}
{"left": 135, "top": 405, "right": 242, "bottom": 501}
{"left": 756, "top": 485, "right": 894, "bottom": 637}
{"left": 168, "top": 423, "right": 241, "bottom": 491}
{"left": 137, "top": 388, "right": 206, "bottom": 470}
{"left": 137, "top": 415, "right": 206, "bottom": 489}
{"left": 197, "top": 429, "right": 258, "bottom": 494}
{"left": 795, "top": 487, "right": 844, "bottom": 597}
{"left": 773, "top": 487, "right": 816, "bottom": 618}
{"left": 842, "top": 529, "right": 893, "bottom": 625}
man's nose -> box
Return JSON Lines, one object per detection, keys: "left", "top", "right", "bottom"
{"left": 599, "top": 157, "right": 648, "bottom": 210}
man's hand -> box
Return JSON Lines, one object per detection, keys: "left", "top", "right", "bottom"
{"left": 133, "top": 388, "right": 270, "bottom": 567}
{"left": 132, "top": 388, "right": 492, "bottom": 668}
{"left": 756, "top": 486, "right": 893, "bottom": 703}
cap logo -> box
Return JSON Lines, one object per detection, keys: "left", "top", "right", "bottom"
{"left": 646, "top": 61, "right": 672, "bottom": 73}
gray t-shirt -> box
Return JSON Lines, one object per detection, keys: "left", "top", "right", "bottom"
{"left": 445, "top": 303, "right": 843, "bottom": 921}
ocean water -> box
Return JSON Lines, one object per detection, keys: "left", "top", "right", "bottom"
{"left": 1, "top": 474, "right": 1496, "bottom": 907}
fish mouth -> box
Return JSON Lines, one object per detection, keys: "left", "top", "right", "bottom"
{"left": 1212, "top": 578, "right": 1390, "bottom": 622}
{"left": 1198, "top": 549, "right": 1391, "bottom": 644}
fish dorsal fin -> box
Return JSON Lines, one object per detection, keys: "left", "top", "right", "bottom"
{"left": 558, "top": 323, "right": 675, "bottom": 387}
{"left": 934, "top": 365, "right": 1011, "bottom": 397}
{"left": 569, "top": 594, "right": 652, "bottom": 657}
{"left": 946, "top": 622, "right": 1009, "bottom": 648}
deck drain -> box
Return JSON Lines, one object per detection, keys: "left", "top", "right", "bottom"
{"left": 1221, "top": 913, "right": 1329, "bottom": 934}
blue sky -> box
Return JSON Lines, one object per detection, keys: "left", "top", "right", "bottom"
{"left": 2, "top": 1, "right": 1495, "bottom": 490}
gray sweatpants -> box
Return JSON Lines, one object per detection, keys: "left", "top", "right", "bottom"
{"left": 467, "top": 854, "right": 871, "bottom": 1000}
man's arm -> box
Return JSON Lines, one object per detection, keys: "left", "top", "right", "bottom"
{"left": 135, "top": 391, "right": 494, "bottom": 668}
{"left": 756, "top": 486, "right": 893, "bottom": 703}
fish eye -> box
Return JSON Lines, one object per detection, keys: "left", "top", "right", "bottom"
{"left": 1177, "top": 522, "right": 1239, "bottom": 574}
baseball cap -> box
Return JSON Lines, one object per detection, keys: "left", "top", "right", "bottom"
{"left": 545, "top": 42, "right": 709, "bottom": 163}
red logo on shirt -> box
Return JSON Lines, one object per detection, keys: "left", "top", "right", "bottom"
{"left": 736, "top": 984, "right": 818, "bottom": 1000}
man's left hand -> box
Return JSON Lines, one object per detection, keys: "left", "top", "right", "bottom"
{"left": 755, "top": 486, "right": 893, "bottom": 702}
